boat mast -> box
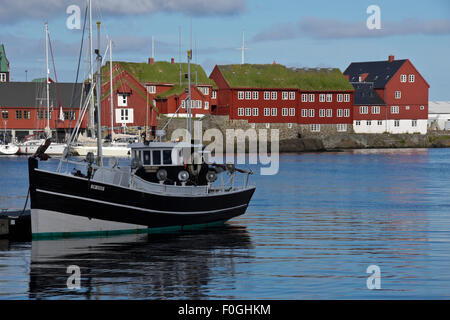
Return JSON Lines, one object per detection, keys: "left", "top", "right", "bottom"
{"left": 109, "top": 38, "right": 114, "bottom": 140}
{"left": 45, "top": 23, "right": 51, "bottom": 138}
{"left": 187, "top": 17, "right": 192, "bottom": 137}
{"left": 95, "top": 21, "right": 103, "bottom": 165}
{"left": 88, "top": 0, "right": 95, "bottom": 138}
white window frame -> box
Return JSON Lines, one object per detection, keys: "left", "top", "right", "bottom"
{"left": 310, "top": 124, "right": 320, "bottom": 132}
{"left": 148, "top": 85, "right": 156, "bottom": 94}
{"left": 394, "top": 120, "right": 400, "bottom": 127}
{"left": 289, "top": 92, "right": 295, "bottom": 100}
{"left": 118, "top": 94, "right": 128, "bottom": 107}
{"left": 326, "top": 109, "right": 332, "bottom": 117}
{"left": 238, "top": 108, "right": 244, "bottom": 116}
{"left": 344, "top": 109, "right": 350, "bottom": 117}
{"left": 309, "top": 109, "right": 315, "bottom": 117}
{"left": 344, "top": 94, "right": 350, "bottom": 102}
{"left": 0, "top": 73, "right": 6, "bottom": 82}
{"left": 360, "top": 106, "right": 369, "bottom": 114}
{"left": 211, "top": 90, "right": 217, "bottom": 99}
{"left": 326, "top": 94, "right": 332, "bottom": 102}
{"left": 366, "top": 120, "right": 372, "bottom": 126}
{"left": 264, "top": 91, "right": 270, "bottom": 100}
{"left": 372, "top": 106, "right": 380, "bottom": 114}
{"left": 391, "top": 106, "right": 399, "bottom": 114}
{"left": 245, "top": 108, "right": 251, "bottom": 116}
{"left": 319, "top": 94, "right": 325, "bottom": 102}
{"left": 400, "top": 74, "right": 407, "bottom": 83}
{"left": 301, "top": 94, "right": 308, "bottom": 102}
{"left": 337, "top": 94, "right": 343, "bottom": 102}
{"left": 355, "top": 121, "right": 361, "bottom": 126}
{"left": 337, "top": 109, "right": 343, "bottom": 117}
{"left": 282, "top": 108, "right": 288, "bottom": 116}
{"left": 271, "top": 108, "right": 277, "bottom": 116}
{"left": 409, "top": 74, "right": 415, "bottom": 83}
{"left": 412, "top": 120, "right": 417, "bottom": 127}
{"left": 245, "top": 91, "right": 251, "bottom": 100}
{"left": 302, "top": 109, "right": 308, "bottom": 117}
{"left": 289, "top": 108, "right": 295, "bottom": 116}
{"left": 378, "top": 120, "right": 383, "bottom": 126}
{"left": 252, "top": 91, "right": 259, "bottom": 100}
{"left": 309, "top": 94, "right": 315, "bottom": 102}
{"left": 204, "top": 101, "right": 209, "bottom": 110}
{"left": 264, "top": 108, "right": 270, "bottom": 116}
{"left": 337, "top": 124, "right": 347, "bottom": 132}
{"left": 319, "top": 109, "right": 326, "bottom": 117}
{"left": 282, "top": 92, "right": 288, "bottom": 100}
{"left": 253, "top": 108, "right": 259, "bottom": 116}
{"left": 238, "top": 91, "right": 244, "bottom": 100}
{"left": 395, "top": 91, "right": 401, "bottom": 99}
{"left": 271, "top": 91, "right": 277, "bottom": 100}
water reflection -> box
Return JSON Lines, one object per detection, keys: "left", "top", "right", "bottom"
{"left": 28, "top": 226, "right": 252, "bottom": 299}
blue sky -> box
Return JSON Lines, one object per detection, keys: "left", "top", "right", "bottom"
{"left": 1, "top": 0, "right": 450, "bottom": 99}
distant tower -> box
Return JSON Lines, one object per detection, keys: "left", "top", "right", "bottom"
{"left": 236, "top": 31, "right": 249, "bottom": 64}
{"left": 0, "top": 44, "right": 10, "bottom": 82}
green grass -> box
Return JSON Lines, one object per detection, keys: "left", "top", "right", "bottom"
{"left": 218, "top": 64, "right": 353, "bottom": 90}
{"left": 104, "top": 61, "right": 216, "bottom": 87}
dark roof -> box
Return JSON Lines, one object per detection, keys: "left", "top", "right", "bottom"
{"left": 344, "top": 59, "right": 407, "bottom": 89}
{"left": 0, "top": 82, "right": 87, "bottom": 108}
{"left": 351, "top": 82, "right": 385, "bottom": 106}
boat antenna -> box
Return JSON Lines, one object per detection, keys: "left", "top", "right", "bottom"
{"left": 95, "top": 20, "right": 103, "bottom": 166}
{"left": 109, "top": 37, "right": 114, "bottom": 140}
{"left": 45, "top": 22, "right": 51, "bottom": 138}
{"left": 88, "top": 0, "right": 95, "bottom": 138}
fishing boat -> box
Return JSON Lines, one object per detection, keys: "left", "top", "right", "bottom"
{"left": 27, "top": 18, "right": 255, "bottom": 239}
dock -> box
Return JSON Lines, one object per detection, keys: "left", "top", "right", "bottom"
{"left": 0, "top": 209, "right": 31, "bottom": 240}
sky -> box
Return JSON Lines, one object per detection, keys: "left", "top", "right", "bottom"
{"left": 1, "top": 0, "right": 450, "bottom": 100}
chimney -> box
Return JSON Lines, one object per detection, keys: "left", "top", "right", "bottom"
{"left": 171, "top": 58, "right": 175, "bottom": 64}
{"left": 148, "top": 58, "right": 155, "bottom": 65}
{"left": 388, "top": 55, "right": 395, "bottom": 62}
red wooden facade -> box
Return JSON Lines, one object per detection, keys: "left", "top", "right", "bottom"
{"left": 209, "top": 65, "right": 354, "bottom": 125}
{"left": 100, "top": 65, "right": 158, "bottom": 132}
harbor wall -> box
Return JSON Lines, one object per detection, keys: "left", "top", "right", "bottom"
{"left": 153, "top": 115, "right": 450, "bottom": 152}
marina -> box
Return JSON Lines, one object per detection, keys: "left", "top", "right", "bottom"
{"left": 1, "top": 149, "right": 450, "bottom": 299}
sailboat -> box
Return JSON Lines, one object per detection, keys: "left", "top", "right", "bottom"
{"left": 27, "top": 17, "right": 256, "bottom": 239}
{"left": 71, "top": 37, "right": 135, "bottom": 157}
{"left": 17, "top": 23, "right": 67, "bottom": 156}
{"left": 0, "top": 121, "right": 19, "bottom": 155}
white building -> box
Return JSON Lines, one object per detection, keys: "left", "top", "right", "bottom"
{"left": 428, "top": 101, "right": 450, "bottom": 131}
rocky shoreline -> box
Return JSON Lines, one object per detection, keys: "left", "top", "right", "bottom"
{"left": 279, "top": 133, "right": 450, "bottom": 152}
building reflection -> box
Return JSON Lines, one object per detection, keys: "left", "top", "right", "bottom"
{"left": 28, "top": 225, "right": 252, "bottom": 299}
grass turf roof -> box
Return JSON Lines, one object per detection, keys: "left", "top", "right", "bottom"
{"left": 104, "top": 61, "right": 216, "bottom": 87}
{"left": 218, "top": 64, "right": 353, "bottom": 91}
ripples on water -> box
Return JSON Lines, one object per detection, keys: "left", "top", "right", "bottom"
{"left": 1, "top": 149, "right": 450, "bottom": 299}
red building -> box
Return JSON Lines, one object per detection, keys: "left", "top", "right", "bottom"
{"left": 100, "top": 64, "right": 158, "bottom": 135}
{"left": 109, "top": 59, "right": 216, "bottom": 120}
{"left": 210, "top": 64, "right": 354, "bottom": 132}
{"left": 344, "top": 55, "right": 429, "bottom": 134}
{"left": 0, "top": 81, "right": 88, "bottom": 142}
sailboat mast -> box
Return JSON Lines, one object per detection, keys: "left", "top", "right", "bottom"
{"left": 95, "top": 21, "right": 103, "bottom": 165}
{"left": 187, "top": 17, "right": 192, "bottom": 137}
{"left": 45, "top": 22, "right": 50, "bottom": 137}
{"left": 109, "top": 38, "right": 114, "bottom": 139}
{"left": 89, "top": 0, "right": 95, "bottom": 138}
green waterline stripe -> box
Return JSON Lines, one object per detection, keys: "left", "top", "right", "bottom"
{"left": 31, "top": 220, "right": 227, "bottom": 240}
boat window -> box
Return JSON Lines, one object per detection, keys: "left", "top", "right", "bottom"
{"left": 152, "top": 150, "right": 161, "bottom": 165}
{"left": 143, "top": 150, "right": 151, "bottom": 165}
{"left": 163, "top": 150, "right": 172, "bottom": 165}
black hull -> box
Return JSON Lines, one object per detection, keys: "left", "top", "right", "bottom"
{"left": 28, "top": 158, "right": 255, "bottom": 231}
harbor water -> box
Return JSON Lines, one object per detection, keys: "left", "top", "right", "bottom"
{"left": 1, "top": 148, "right": 450, "bottom": 299}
